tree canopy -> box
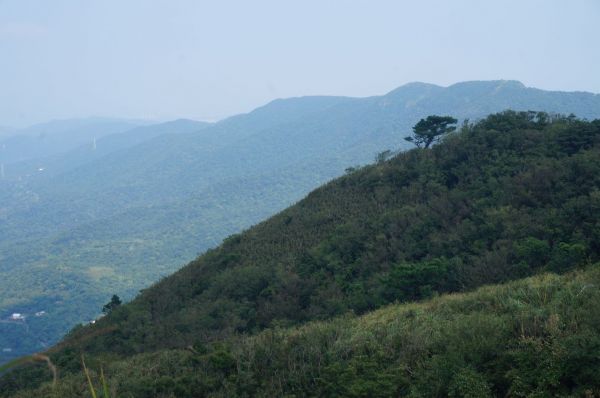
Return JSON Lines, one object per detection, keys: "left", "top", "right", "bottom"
{"left": 405, "top": 115, "right": 458, "bottom": 148}
{"left": 102, "top": 295, "right": 122, "bottom": 314}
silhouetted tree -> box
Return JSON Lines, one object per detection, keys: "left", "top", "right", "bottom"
{"left": 102, "top": 294, "right": 122, "bottom": 314}
{"left": 405, "top": 115, "right": 457, "bottom": 148}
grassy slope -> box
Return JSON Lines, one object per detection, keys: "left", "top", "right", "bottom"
{"left": 7, "top": 266, "right": 600, "bottom": 397}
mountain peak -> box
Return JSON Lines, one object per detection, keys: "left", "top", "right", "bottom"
{"left": 384, "top": 81, "right": 443, "bottom": 98}
{"left": 384, "top": 80, "right": 528, "bottom": 100}
{"left": 447, "top": 79, "right": 526, "bottom": 92}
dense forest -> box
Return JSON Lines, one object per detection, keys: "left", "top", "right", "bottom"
{"left": 3, "top": 80, "right": 600, "bottom": 363}
{"left": 2, "top": 110, "right": 599, "bottom": 397}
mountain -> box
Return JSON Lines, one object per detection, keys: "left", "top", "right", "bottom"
{"left": 1, "top": 119, "right": 211, "bottom": 179}
{"left": 1, "top": 80, "right": 600, "bottom": 365}
{"left": 0, "top": 117, "right": 152, "bottom": 165}
{"left": 2, "top": 111, "right": 599, "bottom": 397}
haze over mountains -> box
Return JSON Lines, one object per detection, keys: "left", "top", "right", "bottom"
{"left": 1, "top": 119, "right": 211, "bottom": 181}
{"left": 0, "top": 118, "right": 153, "bottom": 165}
{"left": 1, "top": 80, "right": 599, "bottom": 364}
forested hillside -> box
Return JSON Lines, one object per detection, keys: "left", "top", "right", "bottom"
{"left": 1, "top": 80, "right": 600, "bottom": 364}
{"left": 2, "top": 111, "right": 599, "bottom": 397}
{"left": 7, "top": 268, "right": 600, "bottom": 397}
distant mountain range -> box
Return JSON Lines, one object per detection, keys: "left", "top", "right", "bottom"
{"left": 2, "top": 119, "right": 211, "bottom": 179}
{"left": 0, "top": 118, "right": 155, "bottom": 165}
{"left": 0, "top": 80, "right": 599, "bottom": 364}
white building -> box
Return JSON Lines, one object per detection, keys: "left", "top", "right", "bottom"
{"left": 10, "top": 313, "right": 25, "bottom": 320}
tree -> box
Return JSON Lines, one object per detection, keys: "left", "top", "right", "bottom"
{"left": 375, "top": 149, "right": 393, "bottom": 164}
{"left": 102, "top": 294, "right": 122, "bottom": 314}
{"left": 405, "top": 115, "right": 457, "bottom": 148}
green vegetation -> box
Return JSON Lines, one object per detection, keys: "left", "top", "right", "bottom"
{"left": 404, "top": 115, "right": 457, "bottom": 148}
{"left": 1, "top": 81, "right": 600, "bottom": 364}
{"left": 1, "top": 110, "right": 599, "bottom": 396}
{"left": 82, "top": 356, "right": 112, "bottom": 398}
{"left": 71, "top": 111, "right": 600, "bottom": 353}
{"left": 101, "top": 296, "right": 121, "bottom": 315}
{"left": 6, "top": 267, "right": 600, "bottom": 397}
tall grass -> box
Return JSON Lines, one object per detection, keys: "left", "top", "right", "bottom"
{"left": 82, "top": 355, "right": 111, "bottom": 398}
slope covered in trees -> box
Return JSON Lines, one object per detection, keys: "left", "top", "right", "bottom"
{"left": 1, "top": 81, "right": 599, "bottom": 364}
{"left": 2, "top": 111, "right": 599, "bottom": 396}
{"left": 73, "top": 111, "right": 600, "bottom": 351}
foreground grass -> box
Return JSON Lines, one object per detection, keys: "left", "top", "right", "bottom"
{"left": 7, "top": 265, "right": 600, "bottom": 397}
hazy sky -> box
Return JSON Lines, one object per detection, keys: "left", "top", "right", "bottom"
{"left": 1, "top": 0, "right": 599, "bottom": 127}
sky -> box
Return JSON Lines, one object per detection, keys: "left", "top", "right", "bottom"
{"left": 1, "top": 0, "right": 599, "bottom": 127}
